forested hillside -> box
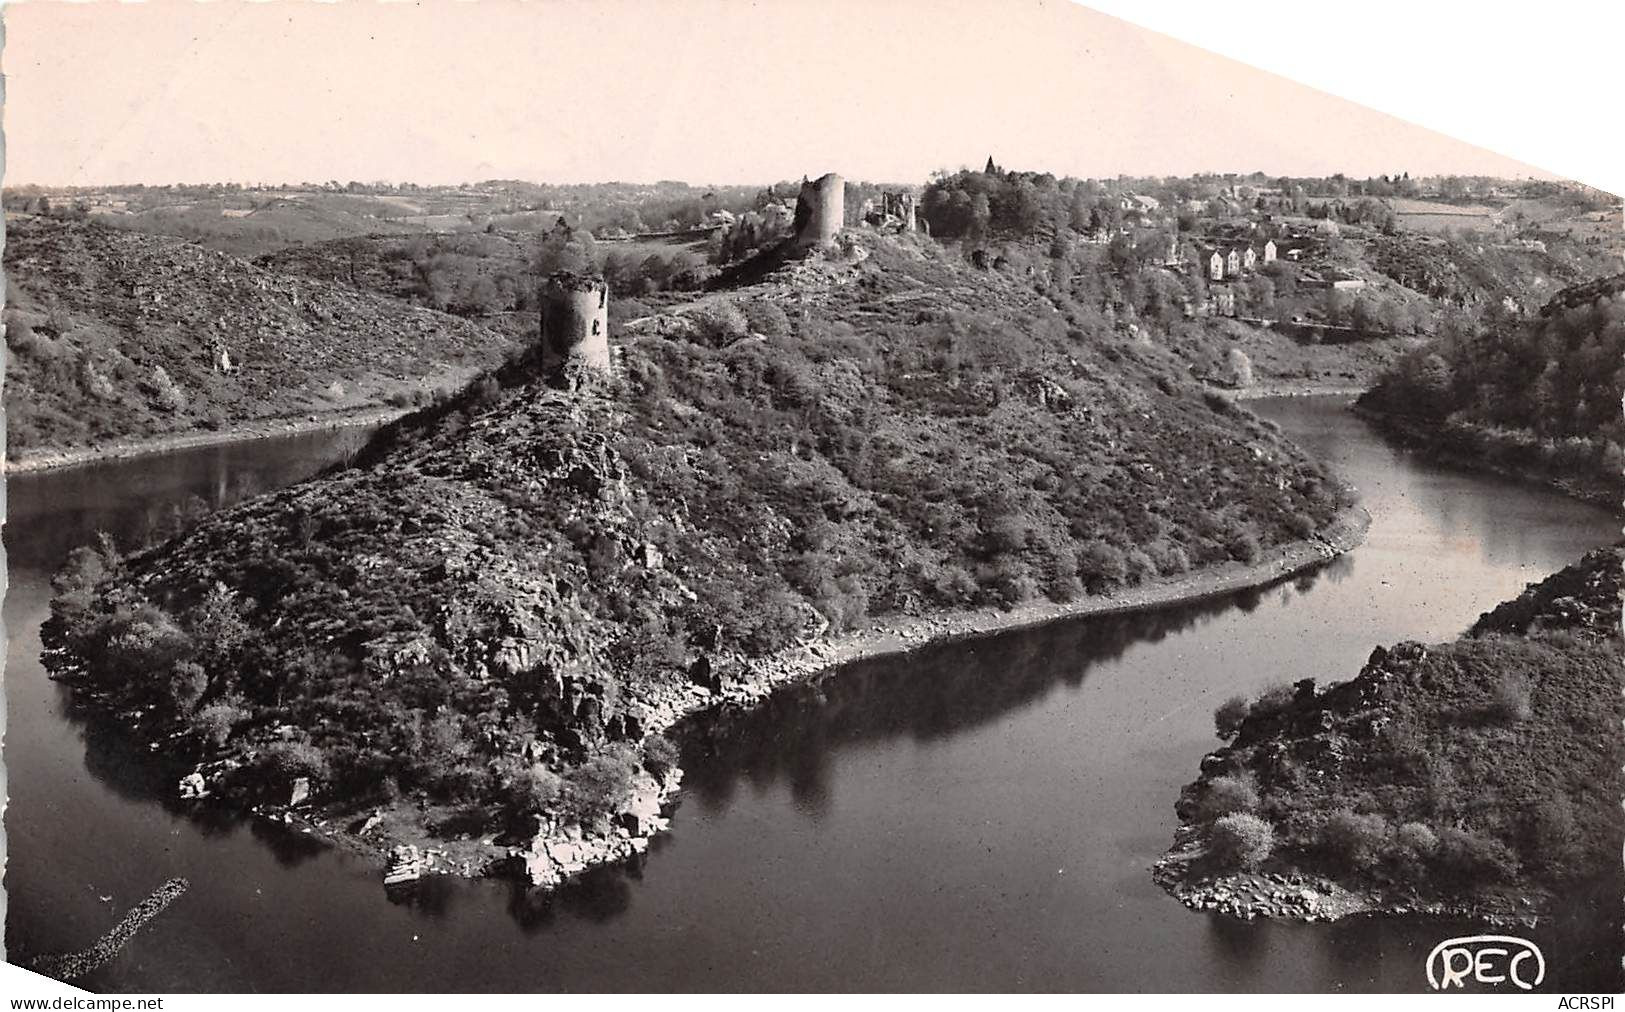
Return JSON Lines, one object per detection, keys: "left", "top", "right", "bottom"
{"left": 1358, "top": 274, "right": 1625, "bottom": 505}
{"left": 1161, "top": 546, "right": 1623, "bottom": 921}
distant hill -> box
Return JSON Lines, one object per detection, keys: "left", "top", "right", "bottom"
{"left": 3, "top": 215, "right": 518, "bottom": 461}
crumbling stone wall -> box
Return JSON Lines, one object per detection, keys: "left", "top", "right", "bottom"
{"left": 541, "top": 271, "right": 610, "bottom": 382}
{"left": 885, "top": 191, "right": 917, "bottom": 231}
{"left": 793, "top": 172, "right": 845, "bottom": 248}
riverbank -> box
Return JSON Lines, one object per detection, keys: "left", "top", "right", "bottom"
{"left": 5, "top": 404, "right": 408, "bottom": 475}
{"left": 1229, "top": 381, "right": 1368, "bottom": 402}
{"left": 241, "top": 502, "right": 1371, "bottom": 894}
{"left": 1351, "top": 403, "right": 1622, "bottom": 512}
{"left": 676, "top": 505, "right": 1372, "bottom": 728}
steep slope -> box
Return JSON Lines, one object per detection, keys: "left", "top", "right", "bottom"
{"left": 1156, "top": 547, "right": 1623, "bottom": 923}
{"left": 47, "top": 231, "right": 1361, "bottom": 888}
{"left": 3, "top": 216, "right": 518, "bottom": 461}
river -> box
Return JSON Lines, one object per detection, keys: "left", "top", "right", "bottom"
{"left": 3, "top": 397, "right": 1618, "bottom": 992}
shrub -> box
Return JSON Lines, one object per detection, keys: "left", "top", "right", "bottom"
{"left": 561, "top": 749, "right": 638, "bottom": 822}
{"left": 1518, "top": 797, "right": 1579, "bottom": 872}
{"left": 1225, "top": 529, "right": 1262, "bottom": 564}
{"left": 167, "top": 661, "right": 209, "bottom": 713}
{"left": 1392, "top": 821, "right": 1438, "bottom": 881}
{"left": 1150, "top": 542, "right": 1191, "bottom": 576}
{"left": 1320, "top": 809, "right": 1390, "bottom": 871}
{"left": 191, "top": 698, "right": 249, "bottom": 748}
{"left": 1213, "top": 695, "right": 1250, "bottom": 739}
{"left": 1226, "top": 348, "right": 1255, "bottom": 388}
{"left": 689, "top": 302, "right": 749, "bottom": 347}
{"left": 79, "top": 356, "right": 117, "bottom": 400}
{"left": 1394, "top": 821, "right": 1438, "bottom": 856}
{"left": 742, "top": 300, "right": 792, "bottom": 338}
{"left": 102, "top": 603, "right": 194, "bottom": 682}
{"left": 1285, "top": 512, "right": 1316, "bottom": 539}
{"left": 1197, "top": 772, "right": 1259, "bottom": 821}
{"left": 500, "top": 763, "right": 563, "bottom": 819}
{"left": 1489, "top": 672, "right": 1533, "bottom": 722}
{"left": 1076, "top": 540, "right": 1128, "bottom": 591}
{"left": 1434, "top": 827, "right": 1519, "bottom": 883}
{"left": 642, "top": 734, "right": 680, "bottom": 780}
{"left": 1208, "top": 812, "right": 1274, "bottom": 870}
{"left": 256, "top": 740, "right": 333, "bottom": 785}
{"left": 1123, "top": 548, "right": 1157, "bottom": 585}
{"left": 1248, "top": 683, "right": 1296, "bottom": 719}
{"left": 147, "top": 365, "right": 187, "bottom": 412}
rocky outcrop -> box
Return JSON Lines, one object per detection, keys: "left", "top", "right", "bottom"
{"left": 1156, "top": 545, "right": 1624, "bottom": 925}
{"left": 4, "top": 215, "right": 514, "bottom": 459}
{"left": 511, "top": 767, "right": 680, "bottom": 889}
{"left": 50, "top": 229, "right": 1365, "bottom": 903}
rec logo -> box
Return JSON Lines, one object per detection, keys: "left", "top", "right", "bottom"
{"left": 1425, "top": 935, "right": 1546, "bottom": 991}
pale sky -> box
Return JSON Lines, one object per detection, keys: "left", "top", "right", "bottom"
{"left": 3, "top": 0, "right": 1551, "bottom": 188}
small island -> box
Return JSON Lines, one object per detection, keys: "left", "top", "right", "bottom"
{"left": 1155, "top": 545, "right": 1622, "bottom": 923}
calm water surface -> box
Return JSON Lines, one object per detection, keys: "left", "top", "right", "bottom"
{"left": 3, "top": 398, "right": 1618, "bottom": 991}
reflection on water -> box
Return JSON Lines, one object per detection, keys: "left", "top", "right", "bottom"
{"left": 679, "top": 566, "right": 1343, "bottom": 818}
{"left": 4, "top": 400, "right": 1620, "bottom": 992}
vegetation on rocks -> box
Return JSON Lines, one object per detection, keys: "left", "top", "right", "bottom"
{"left": 1358, "top": 274, "right": 1625, "bottom": 506}
{"left": 1164, "top": 546, "right": 1623, "bottom": 914}
{"left": 47, "top": 230, "right": 1355, "bottom": 867}
{"left": 3, "top": 216, "right": 516, "bottom": 459}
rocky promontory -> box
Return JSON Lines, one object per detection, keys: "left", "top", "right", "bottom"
{"left": 46, "top": 231, "right": 1366, "bottom": 896}
{"left": 1157, "top": 545, "right": 1623, "bottom": 924}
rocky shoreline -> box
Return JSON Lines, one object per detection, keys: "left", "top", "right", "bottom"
{"left": 231, "top": 502, "right": 1372, "bottom": 896}
{"left": 1151, "top": 827, "right": 1539, "bottom": 928}
{"left": 72, "top": 500, "right": 1370, "bottom": 900}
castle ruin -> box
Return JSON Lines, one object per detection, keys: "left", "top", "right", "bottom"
{"left": 792, "top": 172, "right": 845, "bottom": 249}
{"left": 862, "top": 191, "right": 918, "bottom": 232}
{"left": 541, "top": 271, "right": 610, "bottom": 383}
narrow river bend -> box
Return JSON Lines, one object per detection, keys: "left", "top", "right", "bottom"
{"left": 3, "top": 397, "right": 1617, "bottom": 991}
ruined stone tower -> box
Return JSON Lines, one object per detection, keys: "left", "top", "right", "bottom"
{"left": 888, "top": 192, "right": 917, "bottom": 232}
{"left": 541, "top": 271, "right": 610, "bottom": 382}
{"left": 793, "top": 172, "right": 845, "bottom": 249}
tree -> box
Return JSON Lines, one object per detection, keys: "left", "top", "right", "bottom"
{"left": 1320, "top": 809, "right": 1389, "bottom": 871}
{"left": 968, "top": 192, "right": 991, "bottom": 243}
{"left": 534, "top": 217, "right": 598, "bottom": 278}
{"left": 1214, "top": 696, "right": 1250, "bottom": 739}
{"left": 1197, "top": 772, "right": 1259, "bottom": 821}
{"left": 1226, "top": 348, "right": 1254, "bottom": 388}
{"left": 1208, "top": 813, "right": 1274, "bottom": 869}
